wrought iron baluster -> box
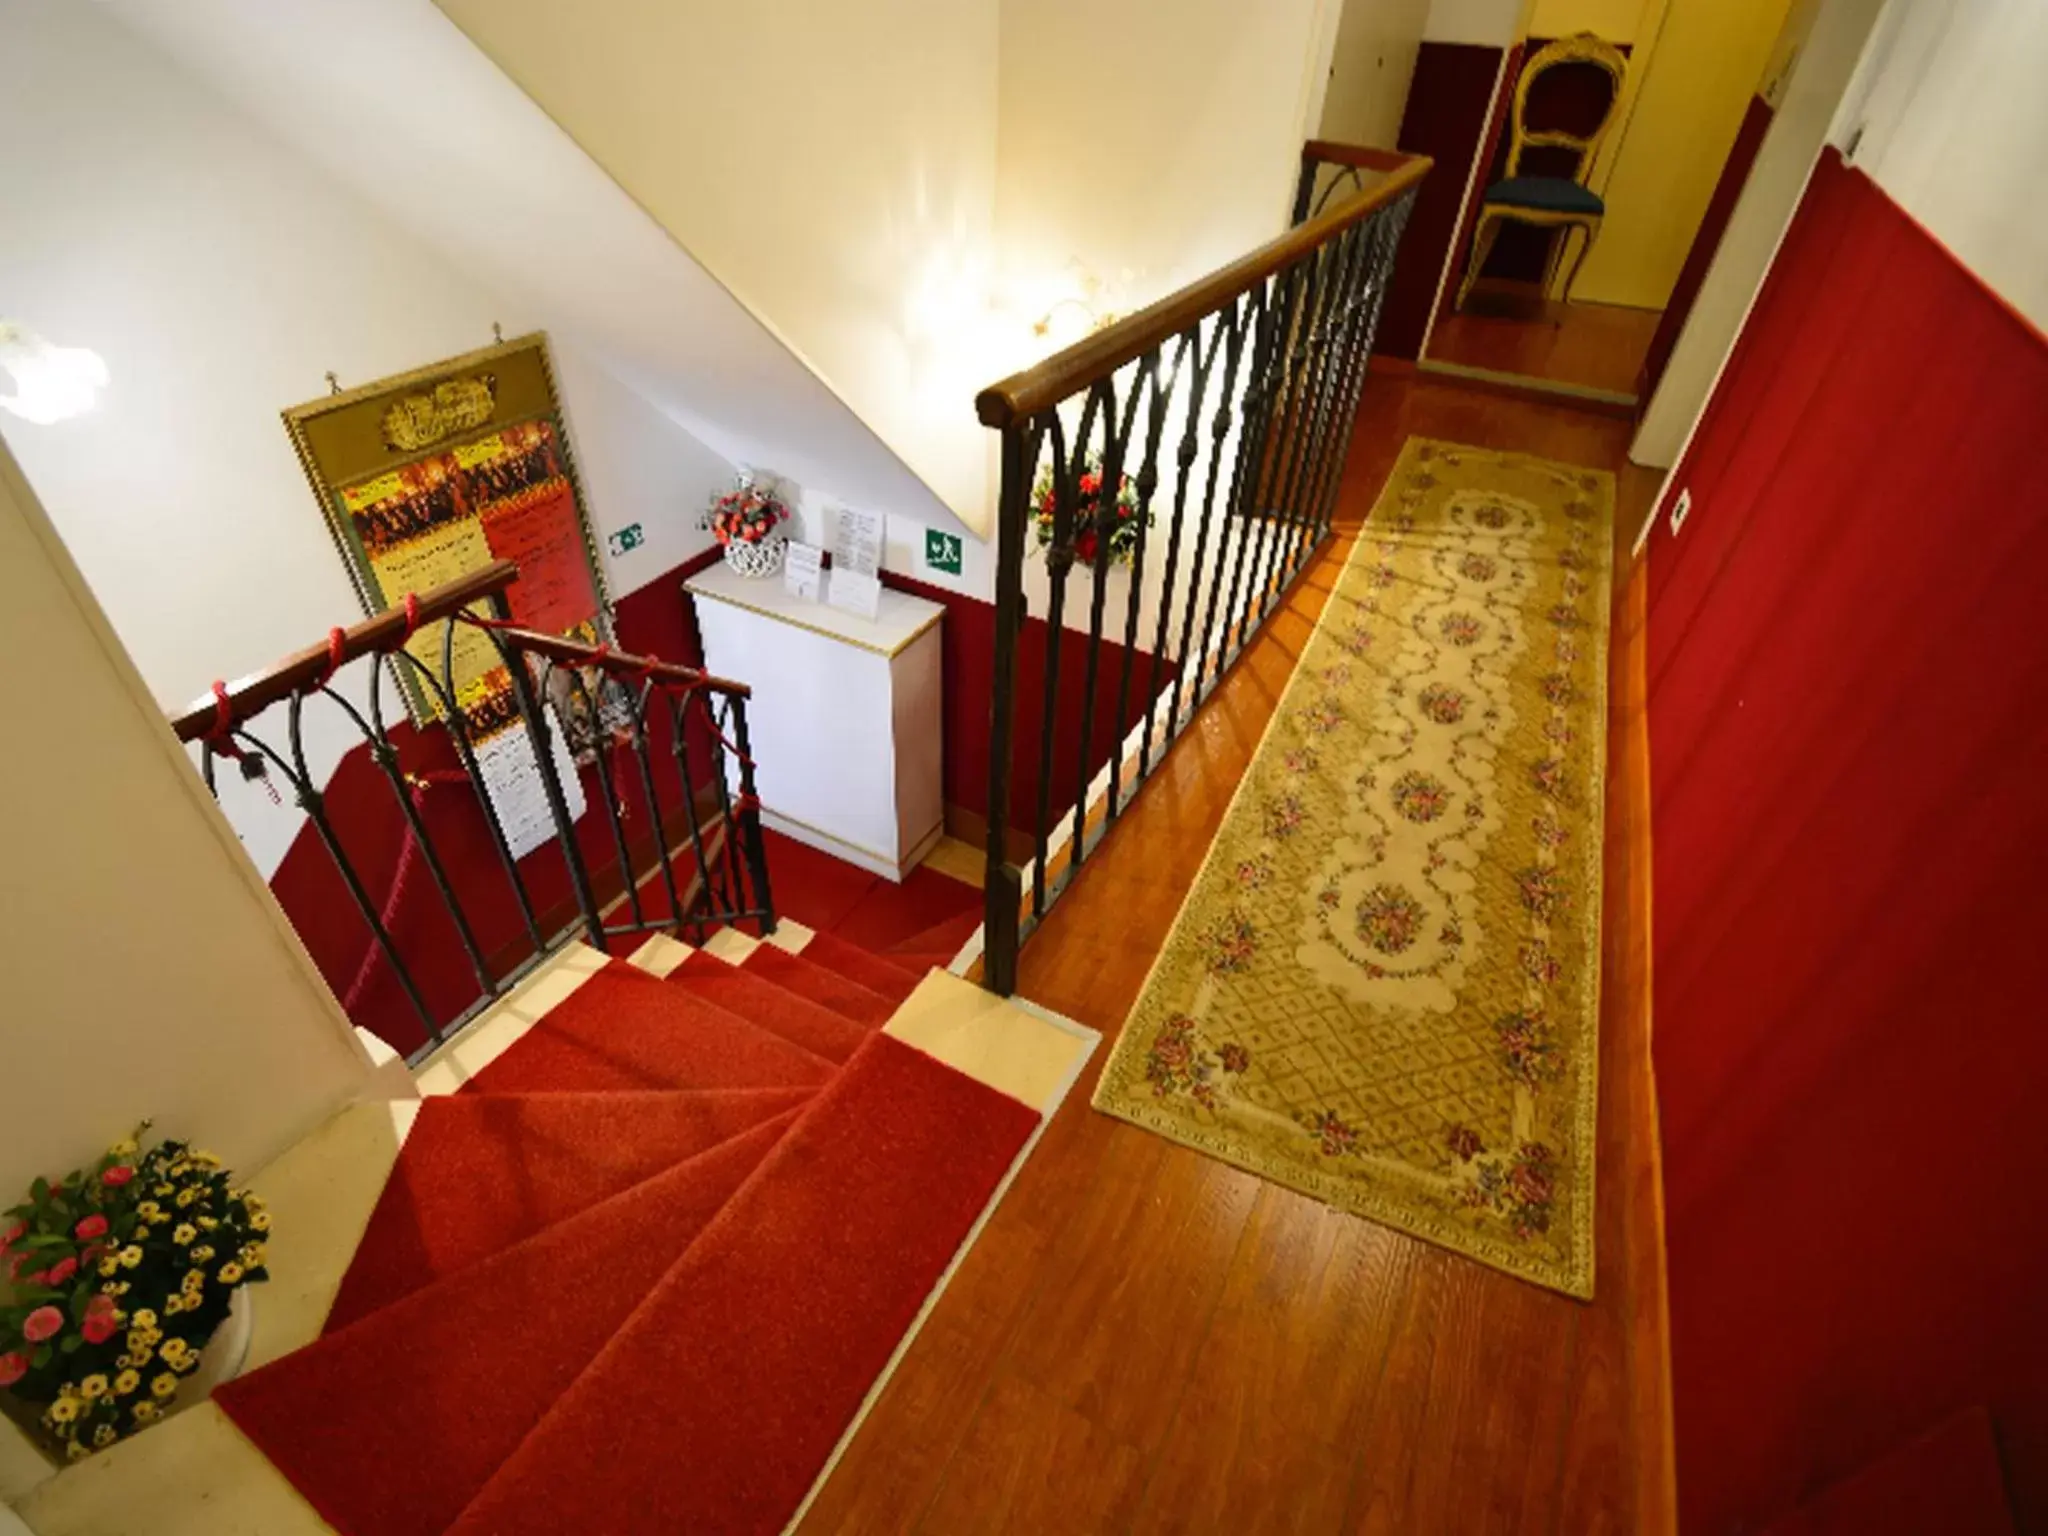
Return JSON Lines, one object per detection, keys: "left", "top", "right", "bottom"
{"left": 493, "top": 604, "right": 604, "bottom": 949}
{"left": 1271, "top": 230, "right": 1363, "bottom": 589}
{"left": 276, "top": 700, "right": 440, "bottom": 1038}
{"left": 1065, "top": 376, "right": 1133, "bottom": 874}
{"left": 1138, "top": 322, "right": 1220, "bottom": 784}
{"left": 982, "top": 423, "right": 1037, "bottom": 997}
{"left": 1109, "top": 342, "right": 1182, "bottom": 814}
{"left": 567, "top": 666, "right": 641, "bottom": 933}
{"left": 705, "top": 696, "right": 749, "bottom": 920}
{"left": 1205, "top": 274, "right": 1290, "bottom": 691}
{"left": 728, "top": 695, "right": 775, "bottom": 932}
{"left": 1169, "top": 298, "right": 1253, "bottom": 733}
{"left": 1027, "top": 410, "right": 1079, "bottom": 918}
{"left": 1221, "top": 260, "right": 1309, "bottom": 665}
{"left": 1246, "top": 248, "right": 1330, "bottom": 620}
{"left": 621, "top": 679, "right": 683, "bottom": 929}
{"left": 663, "top": 689, "right": 717, "bottom": 942}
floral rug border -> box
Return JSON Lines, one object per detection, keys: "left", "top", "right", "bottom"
{"left": 1090, "top": 437, "right": 1612, "bottom": 1299}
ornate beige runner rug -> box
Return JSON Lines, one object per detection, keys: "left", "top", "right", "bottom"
{"left": 1093, "top": 439, "right": 1612, "bottom": 1297}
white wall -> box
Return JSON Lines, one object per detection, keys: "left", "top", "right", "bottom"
{"left": 0, "top": 1, "right": 739, "bottom": 877}
{"left": 1834, "top": 0, "right": 2048, "bottom": 330}
{"left": 1423, "top": 0, "right": 1526, "bottom": 46}
{"left": 0, "top": 434, "right": 371, "bottom": 1245}
{"left": 101, "top": 0, "right": 970, "bottom": 552}
{"left": 1631, "top": 0, "right": 1879, "bottom": 474}
{"left": 993, "top": 0, "right": 1338, "bottom": 336}
{"left": 431, "top": 0, "right": 1002, "bottom": 537}
{"left": 1319, "top": 0, "right": 1430, "bottom": 149}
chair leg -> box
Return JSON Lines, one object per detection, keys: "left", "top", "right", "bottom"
{"left": 1457, "top": 210, "right": 1504, "bottom": 313}
{"left": 1560, "top": 218, "right": 1601, "bottom": 304}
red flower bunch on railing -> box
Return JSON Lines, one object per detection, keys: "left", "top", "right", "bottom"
{"left": 699, "top": 480, "right": 790, "bottom": 549}
{"left": 1030, "top": 457, "right": 1150, "bottom": 569}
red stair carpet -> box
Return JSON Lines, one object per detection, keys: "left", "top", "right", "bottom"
{"left": 216, "top": 918, "right": 1039, "bottom": 1536}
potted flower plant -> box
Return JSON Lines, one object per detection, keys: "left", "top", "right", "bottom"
{"left": 0, "top": 1126, "right": 270, "bottom": 1462}
{"left": 1029, "top": 457, "right": 1151, "bottom": 570}
{"left": 700, "top": 477, "right": 793, "bottom": 579}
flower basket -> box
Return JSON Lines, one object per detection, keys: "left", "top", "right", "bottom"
{"left": 0, "top": 1126, "right": 271, "bottom": 1462}
{"left": 701, "top": 478, "right": 792, "bottom": 579}
{"left": 1030, "top": 457, "right": 1152, "bottom": 570}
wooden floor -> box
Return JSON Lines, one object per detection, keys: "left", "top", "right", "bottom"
{"left": 1426, "top": 287, "right": 1662, "bottom": 399}
{"left": 799, "top": 372, "right": 1669, "bottom": 1536}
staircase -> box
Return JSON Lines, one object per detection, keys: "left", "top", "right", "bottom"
{"left": 15, "top": 920, "right": 1091, "bottom": 1536}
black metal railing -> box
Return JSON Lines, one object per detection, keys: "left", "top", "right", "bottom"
{"left": 170, "top": 561, "right": 775, "bottom": 1061}
{"left": 973, "top": 145, "right": 1428, "bottom": 995}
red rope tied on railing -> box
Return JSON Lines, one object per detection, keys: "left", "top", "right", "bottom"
{"left": 314, "top": 626, "right": 347, "bottom": 688}
{"left": 401, "top": 592, "right": 421, "bottom": 640}
{"left": 207, "top": 681, "right": 247, "bottom": 761}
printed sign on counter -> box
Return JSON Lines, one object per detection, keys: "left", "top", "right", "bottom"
{"left": 826, "top": 505, "right": 885, "bottom": 621}
{"left": 783, "top": 540, "right": 824, "bottom": 602}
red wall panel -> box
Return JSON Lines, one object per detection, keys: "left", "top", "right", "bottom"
{"left": 1646, "top": 149, "right": 2048, "bottom": 1533}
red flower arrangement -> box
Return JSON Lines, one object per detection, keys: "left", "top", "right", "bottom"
{"left": 1029, "top": 456, "right": 1150, "bottom": 569}
{"left": 699, "top": 479, "right": 790, "bottom": 548}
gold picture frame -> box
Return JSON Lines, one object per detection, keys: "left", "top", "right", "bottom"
{"left": 282, "top": 333, "right": 613, "bottom": 727}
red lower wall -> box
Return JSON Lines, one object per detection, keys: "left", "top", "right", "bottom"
{"left": 1645, "top": 148, "right": 2048, "bottom": 1533}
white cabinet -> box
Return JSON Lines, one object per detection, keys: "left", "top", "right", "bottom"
{"left": 685, "top": 562, "right": 944, "bottom": 881}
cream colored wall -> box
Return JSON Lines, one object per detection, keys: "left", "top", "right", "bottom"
{"left": 994, "top": 0, "right": 1334, "bottom": 332}
{"left": 433, "top": 0, "right": 1001, "bottom": 533}
{"left": 1570, "top": 0, "right": 1797, "bottom": 309}
{"left": 1319, "top": 0, "right": 1429, "bottom": 150}
{"left": 0, "top": 438, "right": 371, "bottom": 1222}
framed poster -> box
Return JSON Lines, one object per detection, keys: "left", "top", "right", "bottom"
{"left": 282, "top": 333, "right": 611, "bottom": 731}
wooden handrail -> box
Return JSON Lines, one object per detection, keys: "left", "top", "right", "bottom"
{"left": 170, "top": 558, "right": 748, "bottom": 742}
{"left": 170, "top": 561, "right": 522, "bottom": 741}
{"left": 486, "top": 625, "right": 750, "bottom": 700}
{"left": 974, "top": 150, "right": 1431, "bottom": 428}
{"left": 1300, "top": 139, "right": 1415, "bottom": 173}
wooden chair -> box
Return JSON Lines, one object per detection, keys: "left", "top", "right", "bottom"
{"left": 1456, "top": 33, "right": 1628, "bottom": 312}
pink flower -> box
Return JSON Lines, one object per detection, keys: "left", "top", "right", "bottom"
{"left": 21, "top": 1306, "right": 63, "bottom": 1344}
{"left": 84, "top": 1293, "right": 117, "bottom": 1319}
{"left": 45, "top": 1255, "right": 78, "bottom": 1286}
{"left": 0, "top": 1220, "right": 22, "bottom": 1253}
{"left": 100, "top": 1166, "right": 134, "bottom": 1187}
{"left": 0, "top": 1353, "right": 26, "bottom": 1387}
{"left": 80, "top": 1311, "right": 119, "bottom": 1346}
{"left": 73, "top": 1214, "right": 108, "bottom": 1241}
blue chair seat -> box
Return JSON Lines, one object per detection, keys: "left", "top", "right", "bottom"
{"left": 1483, "top": 176, "right": 1604, "bottom": 216}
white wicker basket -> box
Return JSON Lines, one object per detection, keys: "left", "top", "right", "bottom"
{"left": 721, "top": 532, "right": 788, "bottom": 579}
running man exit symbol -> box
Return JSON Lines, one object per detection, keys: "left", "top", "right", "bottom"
{"left": 608, "top": 522, "right": 644, "bottom": 556}
{"left": 925, "top": 529, "right": 963, "bottom": 575}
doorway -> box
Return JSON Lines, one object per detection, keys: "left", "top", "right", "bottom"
{"left": 1419, "top": 0, "right": 1808, "bottom": 407}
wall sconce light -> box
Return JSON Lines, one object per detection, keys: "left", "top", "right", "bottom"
{"left": 0, "top": 322, "right": 109, "bottom": 425}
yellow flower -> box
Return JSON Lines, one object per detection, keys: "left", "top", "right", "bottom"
{"left": 79, "top": 1374, "right": 109, "bottom": 1401}
{"left": 196, "top": 1216, "right": 218, "bottom": 1231}
{"left": 163, "top": 1294, "right": 185, "bottom": 1316}
{"left": 130, "top": 1400, "right": 160, "bottom": 1424}
{"left": 152, "top": 1183, "right": 173, "bottom": 1199}
{"left": 118, "top": 1245, "right": 142, "bottom": 1269}
{"left": 108, "top": 1138, "right": 139, "bottom": 1159}
{"left": 135, "top": 1201, "right": 164, "bottom": 1223}
{"left": 65, "top": 1439, "right": 90, "bottom": 1462}
{"left": 217, "top": 1262, "right": 244, "bottom": 1286}
{"left": 159, "top": 1337, "right": 189, "bottom": 1362}
{"left": 167, "top": 1160, "right": 190, "bottom": 1179}
{"left": 92, "top": 1423, "right": 118, "bottom": 1448}
{"left": 47, "top": 1398, "right": 80, "bottom": 1425}
{"left": 114, "top": 1369, "right": 140, "bottom": 1396}
{"left": 172, "top": 1352, "right": 201, "bottom": 1375}
{"left": 125, "top": 1334, "right": 154, "bottom": 1363}
{"left": 98, "top": 1256, "right": 120, "bottom": 1278}
{"left": 190, "top": 1245, "right": 214, "bottom": 1265}
{"left": 242, "top": 1243, "right": 268, "bottom": 1269}
{"left": 175, "top": 1188, "right": 198, "bottom": 1208}
{"left": 129, "top": 1308, "right": 157, "bottom": 1330}
{"left": 172, "top": 1223, "right": 197, "bottom": 1245}
{"left": 192, "top": 1150, "right": 221, "bottom": 1168}
{"left": 249, "top": 1211, "right": 272, "bottom": 1233}
{"left": 149, "top": 1374, "right": 178, "bottom": 1400}
{"left": 108, "top": 1281, "right": 130, "bottom": 1296}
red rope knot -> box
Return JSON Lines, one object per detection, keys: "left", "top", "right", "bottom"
{"left": 314, "top": 626, "right": 347, "bottom": 687}
{"left": 207, "top": 681, "right": 245, "bottom": 759}
{"left": 734, "top": 792, "right": 762, "bottom": 815}
{"left": 401, "top": 592, "right": 422, "bottom": 640}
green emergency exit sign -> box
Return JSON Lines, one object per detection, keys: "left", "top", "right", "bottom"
{"left": 924, "top": 528, "right": 963, "bottom": 576}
